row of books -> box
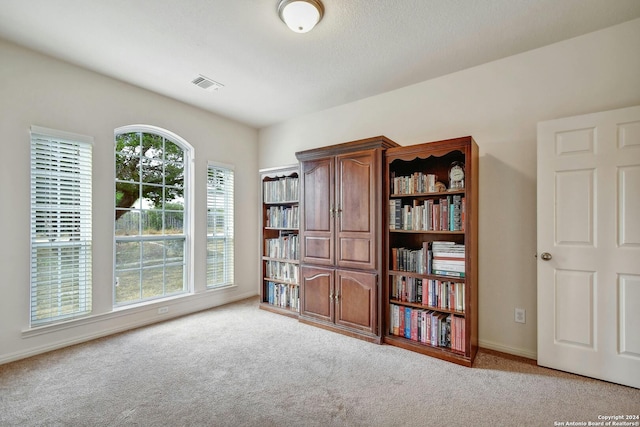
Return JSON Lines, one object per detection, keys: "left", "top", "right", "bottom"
{"left": 390, "top": 172, "right": 438, "bottom": 195}
{"left": 264, "top": 233, "right": 299, "bottom": 260}
{"left": 389, "top": 304, "right": 466, "bottom": 352}
{"left": 265, "top": 260, "right": 299, "bottom": 283}
{"left": 263, "top": 176, "right": 299, "bottom": 203}
{"left": 389, "top": 195, "right": 465, "bottom": 231}
{"left": 391, "top": 244, "right": 430, "bottom": 274}
{"left": 266, "top": 281, "right": 299, "bottom": 310}
{"left": 391, "top": 241, "right": 466, "bottom": 278}
{"left": 390, "top": 275, "right": 465, "bottom": 312}
{"left": 265, "top": 205, "right": 299, "bottom": 229}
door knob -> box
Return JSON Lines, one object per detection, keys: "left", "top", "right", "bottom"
{"left": 540, "top": 252, "right": 552, "bottom": 261}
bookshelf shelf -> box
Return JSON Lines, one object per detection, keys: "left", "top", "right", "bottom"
{"left": 262, "top": 257, "right": 300, "bottom": 264}
{"left": 389, "top": 299, "right": 465, "bottom": 316}
{"left": 384, "top": 136, "right": 478, "bottom": 367}
{"left": 389, "top": 230, "right": 465, "bottom": 235}
{"left": 388, "top": 270, "right": 467, "bottom": 283}
{"left": 390, "top": 189, "right": 466, "bottom": 198}
{"left": 259, "top": 165, "right": 300, "bottom": 318}
{"left": 262, "top": 277, "right": 298, "bottom": 286}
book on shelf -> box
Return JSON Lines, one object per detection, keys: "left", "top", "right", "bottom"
{"left": 431, "top": 261, "right": 465, "bottom": 272}
{"left": 263, "top": 176, "right": 299, "bottom": 203}
{"left": 266, "top": 281, "right": 299, "bottom": 310}
{"left": 264, "top": 233, "right": 299, "bottom": 260}
{"left": 433, "top": 270, "right": 465, "bottom": 278}
{"left": 450, "top": 315, "right": 466, "bottom": 352}
{"left": 389, "top": 196, "right": 465, "bottom": 231}
{"left": 265, "top": 260, "right": 299, "bottom": 283}
{"left": 431, "top": 241, "right": 465, "bottom": 277}
{"left": 422, "top": 279, "right": 465, "bottom": 312}
{"left": 389, "top": 303, "right": 464, "bottom": 350}
{"left": 392, "top": 241, "right": 467, "bottom": 277}
{"left": 390, "top": 243, "right": 430, "bottom": 274}
{"left": 266, "top": 205, "right": 299, "bottom": 229}
{"left": 391, "top": 275, "right": 464, "bottom": 312}
{"left": 390, "top": 172, "right": 438, "bottom": 195}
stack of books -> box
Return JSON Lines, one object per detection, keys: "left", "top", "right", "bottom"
{"left": 431, "top": 241, "right": 465, "bottom": 278}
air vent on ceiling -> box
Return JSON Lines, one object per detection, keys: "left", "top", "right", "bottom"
{"left": 191, "top": 75, "right": 224, "bottom": 91}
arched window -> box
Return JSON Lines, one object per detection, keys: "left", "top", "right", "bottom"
{"left": 113, "top": 125, "right": 192, "bottom": 306}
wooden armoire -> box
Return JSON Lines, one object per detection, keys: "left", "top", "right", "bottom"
{"left": 295, "top": 136, "right": 398, "bottom": 343}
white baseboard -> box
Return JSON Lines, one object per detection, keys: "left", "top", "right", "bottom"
{"left": 479, "top": 339, "right": 537, "bottom": 360}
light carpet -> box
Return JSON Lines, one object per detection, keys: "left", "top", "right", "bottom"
{"left": 1, "top": 297, "right": 638, "bottom": 426}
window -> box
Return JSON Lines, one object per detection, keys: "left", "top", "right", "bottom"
{"left": 114, "top": 126, "right": 191, "bottom": 306}
{"left": 207, "top": 163, "right": 234, "bottom": 288}
{"left": 30, "top": 126, "right": 93, "bottom": 326}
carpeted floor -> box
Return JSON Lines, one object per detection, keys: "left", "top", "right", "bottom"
{"left": 1, "top": 297, "right": 638, "bottom": 427}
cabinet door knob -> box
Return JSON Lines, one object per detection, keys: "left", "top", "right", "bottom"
{"left": 540, "top": 252, "right": 552, "bottom": 261}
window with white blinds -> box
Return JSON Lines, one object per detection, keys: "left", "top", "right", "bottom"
{"left": 30, "top": 126, "right": 93, "bottom": 326}
{"left": 207, "top": 163, "right": 234, "bottom": 288}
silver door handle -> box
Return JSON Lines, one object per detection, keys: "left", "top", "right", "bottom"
{"left": 540, "top": 252, "right": 552, "bottom": 261}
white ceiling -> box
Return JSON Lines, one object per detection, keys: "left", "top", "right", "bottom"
{"left": 1, "top": 0, "right": 639, "bottom": 129}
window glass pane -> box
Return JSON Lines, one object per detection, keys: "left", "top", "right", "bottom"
{"left": 115, "top": 153, "right": 139, "bottom": 183}
{"left": 115, "top": 210, "right": 138, "bottom": 236}
{"left": 164, "top": 140, "right": 184, "bottom": 163}
{"left": 141, "top": 133, "right": 164, "bottom": 159}
{"left": 115, "top": 270, "right": 141, "bottom": 304}
{"left": 115, "top": 241, "right": 141, "bottom": 270}
{"left": 141, "top": 185, "right": 163, "bottom": 209}
{"left": 142, "top": 240, "right": 165, "bottom": 267}
{"left": 165, "top": 265, "right": 185, "bottom": 294}
{"left": 116, "top": 182, "right": 140, "bottom": 211}
{"left": 142, "top": 266, "right": 165, "bottom": 299}
{"left": 115, "top": 132, "right": 141, "bottom": 155}
{"left": 141, "top": 209, "right": 164, "bottom": 235}
{"left": 166, "top": 239, "right": 184, "bottom": 261}
{"left": 140, "top": 156, "right": 164, "bottom": 184}
{"left": 164, "top": 161, "right": 184, "bottom": 189}
{"left": 165, "top": 210, "right": 184, "bottom": 234}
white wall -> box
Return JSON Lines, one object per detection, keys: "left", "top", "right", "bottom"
{"left": 258, "top": 18, "right": 640, "bottom": 358}
{"left": 0, "top": 39, "right": 259, "bottom": 363}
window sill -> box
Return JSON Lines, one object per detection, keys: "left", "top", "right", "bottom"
{"left": 21, "top": 286, "right": 237, "bottom": 339}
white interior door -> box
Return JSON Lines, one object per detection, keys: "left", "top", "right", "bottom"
{"left": 537, "top": 105, "right": 640, "bottom": 389}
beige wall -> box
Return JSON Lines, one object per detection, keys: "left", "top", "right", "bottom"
{"left": 258, "top": 18, "right": 640, "bottom": 358}
{"left": 0, "top": 39, "right": 259, "bottom": 363}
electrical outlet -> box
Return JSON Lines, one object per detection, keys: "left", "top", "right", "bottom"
{"left": 515, "top": 308, "right": 526, "bottom": 324}
{"left": 158, "top": 306, "right": 169, "bottom": 315}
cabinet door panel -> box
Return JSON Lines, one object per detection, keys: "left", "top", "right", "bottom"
{"left": 300, "top": 266, "right": 334, "bottom": 323}
{"left": 335, "top": 269, "right": 377, "bottom": 334}
{"left": 336, "top": 151, "right": 377, "bottom": 269}
{"left": 301, "top": 159, "right": 334, "bottom": 265}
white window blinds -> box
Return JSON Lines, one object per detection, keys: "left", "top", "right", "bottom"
{"left": 207, "top": 163, "right": 234, "bottom": 288}
{"left": 30, "top": 126, "right": 92, "bottom": 326}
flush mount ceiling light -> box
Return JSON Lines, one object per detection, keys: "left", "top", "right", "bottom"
{"left": 277, "top": 0, "right": 324, "bottom": 33}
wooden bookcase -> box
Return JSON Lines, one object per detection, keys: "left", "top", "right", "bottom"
{"left": 259, "top": 165, "right": 300, "bottom": 318}
{"left": 383, "top": 136, "right": 478, "bottom": 366}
